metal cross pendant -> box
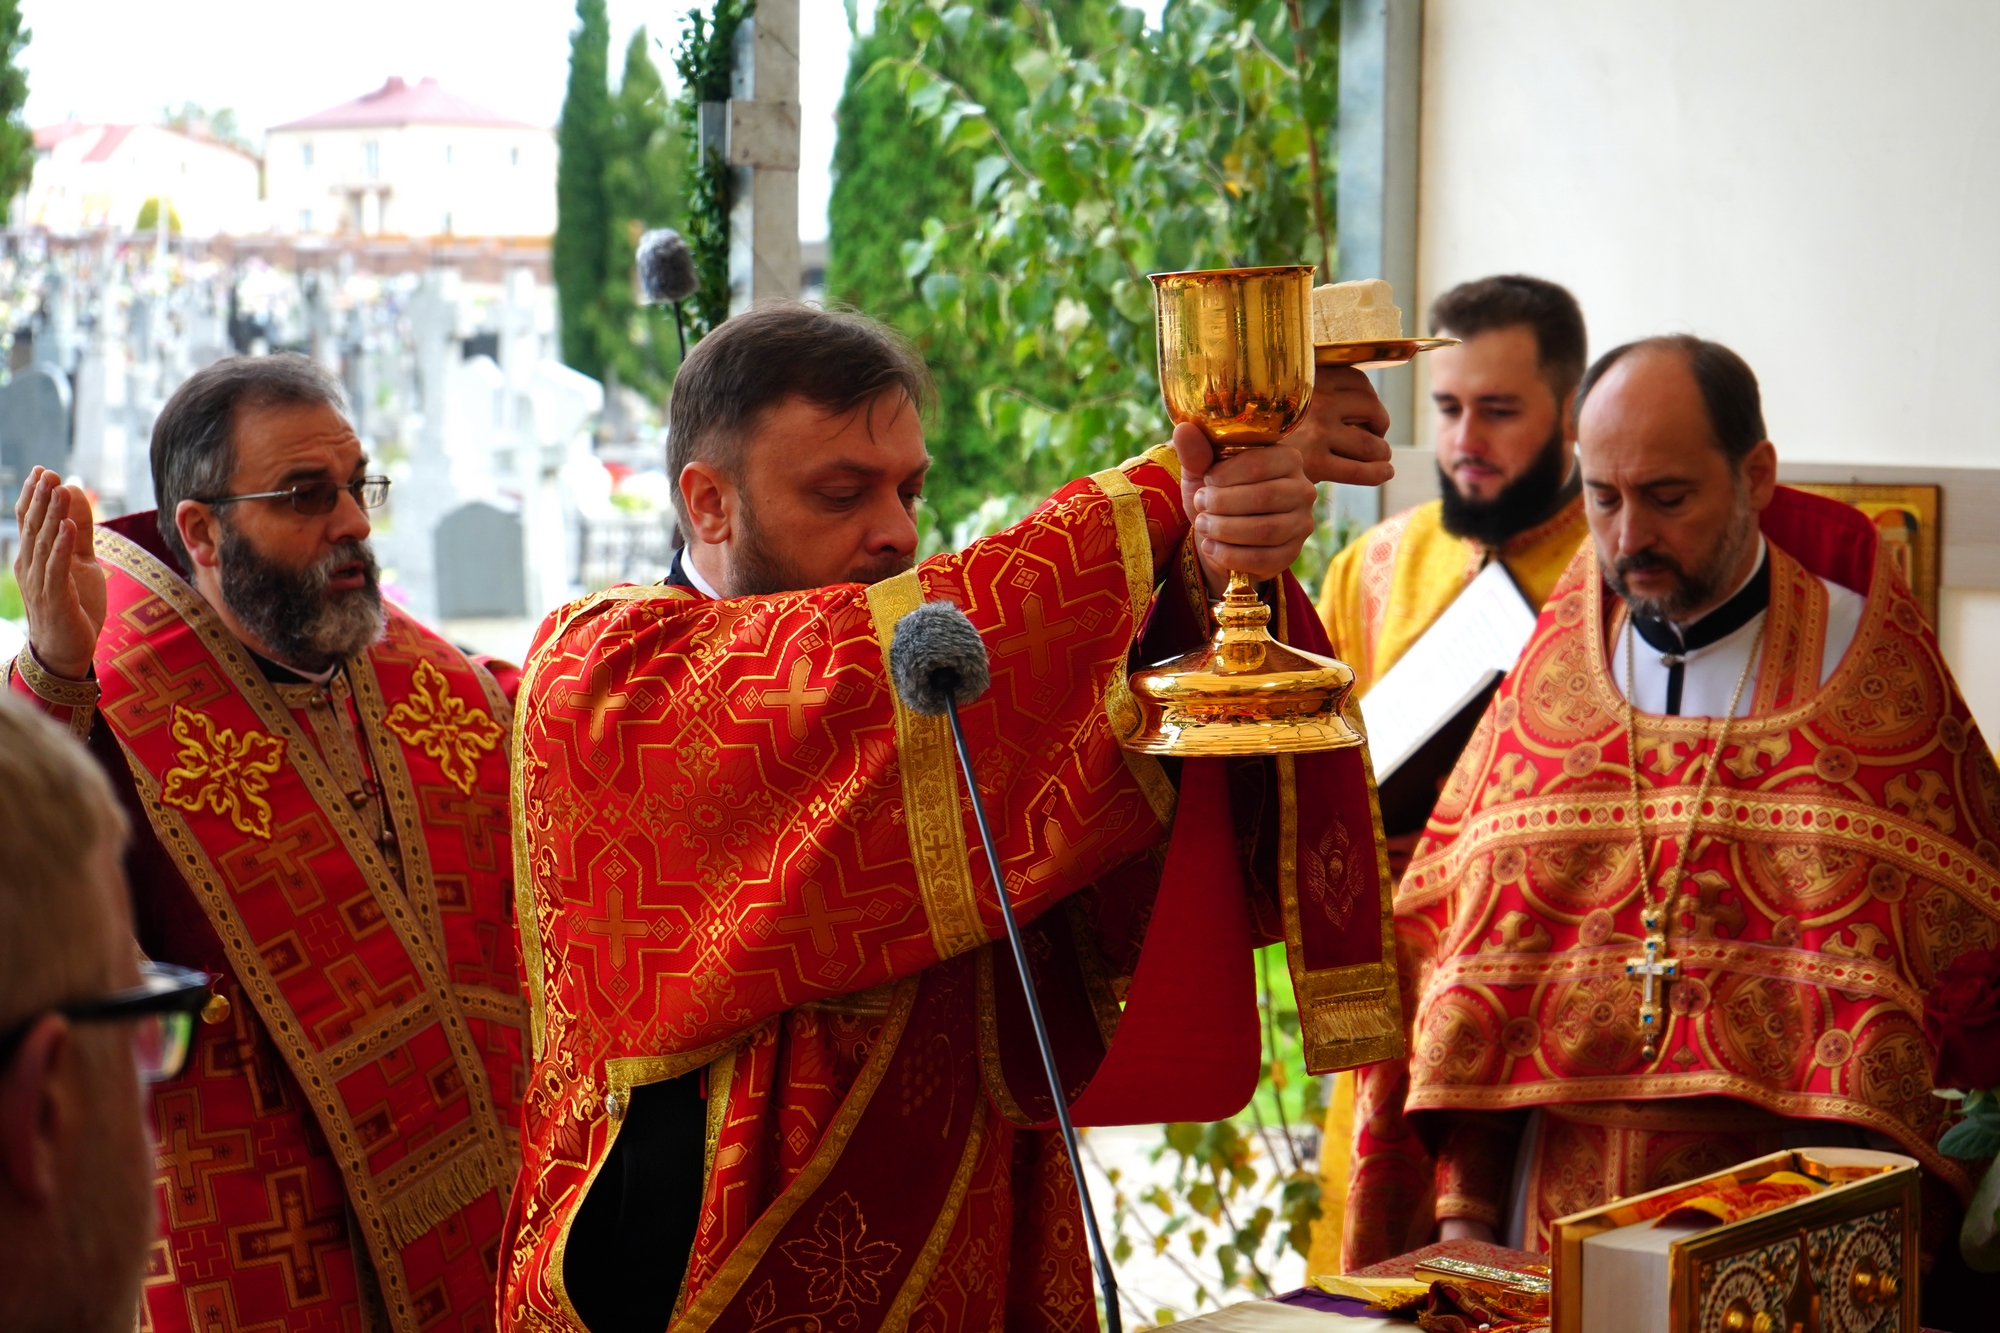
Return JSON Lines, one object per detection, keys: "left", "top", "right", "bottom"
{"left": 1625, "top": 906, "right": 1679, "bottom": 1061}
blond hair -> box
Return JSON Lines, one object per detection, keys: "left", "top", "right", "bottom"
{"left": 0, "top": 696, "right": 130, "bottom": 1024}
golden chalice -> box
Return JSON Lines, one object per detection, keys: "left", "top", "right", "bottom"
{"left": 1120, "top": 264, "right": 1365, "bottom": 756}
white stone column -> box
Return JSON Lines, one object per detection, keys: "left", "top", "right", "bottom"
{"left": 726, "top": 0, "right": 801, "bottom": 316}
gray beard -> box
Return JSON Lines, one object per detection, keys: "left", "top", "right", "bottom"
{"left": 1605, "top": 501, "right": 1758, "bottom": 622}
{"left": 217, "top": 522, "right": 387, "bottom": 672}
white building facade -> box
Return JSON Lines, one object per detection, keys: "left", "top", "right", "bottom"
{"left": 264, "top": 77, "right": 555, "bottom": 239}
{"left": 22, "top": 122, "right": 262, "bottom": 237}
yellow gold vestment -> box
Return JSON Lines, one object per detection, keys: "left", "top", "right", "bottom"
{"left": 1316, "top": 491, "right": 1588, "bottom": 697}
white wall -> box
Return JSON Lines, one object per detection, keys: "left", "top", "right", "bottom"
{"left": 1414, "top": 0, "right": 2000, "bottom": 735}
{"left": 1414, "top": 0, "right": 2000, "bottom": 470}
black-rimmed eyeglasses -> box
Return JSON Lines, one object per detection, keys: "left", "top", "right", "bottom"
{"left": 196, "top": 476, "right": 391, "bottom": 516}
{"left": 0, "top": 962, "right": 217, "bottom": 1084}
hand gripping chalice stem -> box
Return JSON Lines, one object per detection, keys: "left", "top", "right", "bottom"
{"left": 1120, "top": 265, "right": 1366, "bottom": 756}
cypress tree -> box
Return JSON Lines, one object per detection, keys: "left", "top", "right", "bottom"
{"left": 602, "top": 28, "right": 688, "bottom": 398}
{"left": 555, "top": 0, "right": 612, "bottom": 379}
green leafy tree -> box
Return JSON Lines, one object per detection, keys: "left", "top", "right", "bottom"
{"left": 555, "top": 0, "right": 614, "bottom": 379}
{"left": 0, "top": 0, "right": 29, "bottom": 220}
{"left": 855, "top": 3, "right": 1343, "bottom": 1314}
{"left": 133, "top": 197, "right": 182, "bottom": 233}
{"left": 828, "top": 2, "right": 1116, "bottom": 532}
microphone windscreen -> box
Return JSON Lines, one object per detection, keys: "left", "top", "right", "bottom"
{"left": 890, "top": 600, "right": 991, "bottom": 716}
{"left": 637, "top": 228, "right": 699, "bottom": 304}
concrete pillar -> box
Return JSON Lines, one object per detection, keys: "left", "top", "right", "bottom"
{"left": 726, "top": 0, "right": 801, "bottom": 316}
{"left": 1338, "top": 0, "right": 1423, "bottom": 448}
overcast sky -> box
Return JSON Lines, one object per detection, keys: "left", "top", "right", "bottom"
{"left": 19, "top": 0, "right": 867, "bottom": 240}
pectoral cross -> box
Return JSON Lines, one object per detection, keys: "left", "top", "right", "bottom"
{"left": 1625, "top": 905, "right": 1678, "bottom": 1061}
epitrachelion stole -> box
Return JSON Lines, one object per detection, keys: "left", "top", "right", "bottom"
{"left": 96, "top": 529, "right": 524, "bottom": 1333}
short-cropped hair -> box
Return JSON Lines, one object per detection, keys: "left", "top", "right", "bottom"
{"left": 151, "top": 354, "right": 350, "bottom": 573}
{"left": 1576, "top": 334, "right": 1767, "bottom": 464}
{"left": 0, "top": 697, "right": 129, "bottom": 1025}
{"left": 1429, "top": 274, "right": 1588, "bottom": 403}
{"left": 666, "top": 303, "right": 934, "bottom": 526}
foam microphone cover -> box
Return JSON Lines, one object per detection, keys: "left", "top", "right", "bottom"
{"left": 637, "top": 228, "right": 698, "bottom": 304}
{"left": 890, "top": 600, "right": 991, "bottom": 716}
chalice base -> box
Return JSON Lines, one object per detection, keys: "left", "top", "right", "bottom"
{"left": 1120, "top": 581, "right": 1365, "bottom": 757}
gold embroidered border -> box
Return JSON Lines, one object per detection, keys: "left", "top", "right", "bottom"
{"left": 867, "top": 569, "right": 985, "bottom": 961}
{"left": 1428, "top": 937, "right": 1922, "bottom": 1017}
{"left": 320, "top": 997, "right": 438, "bottom": 1074}
{"left": 124, "top": 758, "right": 427, "bottom": 1332}
{"left": 97, "top": 531, "right": 507, "bottom": 1333}
{"left": 673, "top": 977, "right": 920, "bottom": 1333}
{"left": 1278, "top": 673, "right": 1405, "bottom": 1069}
{"left": 11, "top": 641, "right": 100, "bottom": 708}
{"left": 973, "top": 946, "right": 1038, "bottom": 1128}
{"left": 1091, "top": 463, "right": 1177, "bottom": 828}
{"left": 1404, "top": 1070, "right": 1974, "bottom": 1199}
{"left": 510, "top": 580, "right": 696, "bottom": 1058}
{"left": 879, "top": 1103, "right": 989, "bottom": 1333}
{"left": 1402, "top": 786, "right": 2000, "bottom": 921}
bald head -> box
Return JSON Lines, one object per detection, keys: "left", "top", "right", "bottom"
{"left": 1576, "top": 339, "right": 1777, "bottom": 623}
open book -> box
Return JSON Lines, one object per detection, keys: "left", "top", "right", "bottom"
{"left": 1357, "top": 559, "right": 1539, "bottom": 833}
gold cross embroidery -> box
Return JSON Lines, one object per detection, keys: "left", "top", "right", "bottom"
{"left": 761, "top": 659, "right": 829, "bottom": 742}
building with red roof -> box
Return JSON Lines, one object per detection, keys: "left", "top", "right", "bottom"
{"left": 22, "top": 121, "right": 261, "bottom": 236}
{"left": 264, "top": 77, "right": 555, "bottom": 239}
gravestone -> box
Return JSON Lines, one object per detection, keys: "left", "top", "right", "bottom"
{"left": 0, "top": 364, "right": 73, "bottom": 497}
{"left": 435, "top": 501, "right": 526, "bottom": 619}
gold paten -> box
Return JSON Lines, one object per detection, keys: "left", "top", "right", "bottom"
{"left": 1127, "top": 264, "right": 1362, "bottom": 755}
{"left": 1314, "top": 335, "right": 1459, "bottom": 369}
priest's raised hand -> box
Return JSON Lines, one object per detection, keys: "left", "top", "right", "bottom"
{"left": 12, "top": 467, "right": 108, "bottom": 683}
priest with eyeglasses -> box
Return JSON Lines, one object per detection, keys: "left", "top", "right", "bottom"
{"left": 8, "top": 355, "right": 527, "bottom": 1333}
{"left": 1339, "top": 335, "right": 1994, "bottom": 1326}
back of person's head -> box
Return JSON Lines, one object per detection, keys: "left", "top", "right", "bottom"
{"left": 665, "top": 303, "right": 934, "bottom": 528}
{"left": 1429, "top": 275, "right": 1588, "bottom": 404}
{"left": 150, "top": 353, "right": 350, "bottom": 573}
{"left": 1576, "top": 334, "right": 1765, "bottom": 466}
{"left": 0, "top": 698, "right": 152, "bottom": 1333}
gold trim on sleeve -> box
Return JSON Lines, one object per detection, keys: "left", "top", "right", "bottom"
{"left": 866, "top": 569, "right": 986, "bottom": 961}
{"left": 13, "top": 641, "right": 102, "bottom": 712}
{"left": 1091, "top": 466, "right": 1178, "bottom": 826}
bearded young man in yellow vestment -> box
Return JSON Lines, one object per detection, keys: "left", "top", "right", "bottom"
{"left": 1339, "top": 335, "right": 1994, "bottom": 1325}
{"left": 500, "top": 306, "right": 1405, "bottom": 1333}
{"left": 1316, "top": 275, "right": 1591, "bottom": 700}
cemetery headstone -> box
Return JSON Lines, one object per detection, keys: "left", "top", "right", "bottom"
{"left": 435, "top": 500, "right": 527, "bottom": 619}
{"left": 0, "top": 364, "right": 73, "bottom": 497}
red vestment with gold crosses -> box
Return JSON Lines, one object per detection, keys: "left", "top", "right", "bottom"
{"left": 1341, "top": 488, "right": 2000, "bottom": 1269}
{"left": 7, "top": 515, "right": 527, "bottom": 1333}
{"left": 501, "top": 446, "right": 1404, "bottom": 1332}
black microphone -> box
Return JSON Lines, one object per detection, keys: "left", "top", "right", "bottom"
{"left": 636, "top": 227, "right": 698, "bottom": 359}
{"left": 890, "top": 600, "right": 1123, "bottom": 1333}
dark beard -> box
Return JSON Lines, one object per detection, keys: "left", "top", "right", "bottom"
{"left": 1438, "top": 423, "right": 1574, "bottom": 547}
{"left": 217, "top": 522, "right": 387, "bottom": 672}
{"left": 725, "top": 497, "right": 914, "bottom": 596}
{"left": 1605, "top": 501, "right": 1758, "bottom": 622}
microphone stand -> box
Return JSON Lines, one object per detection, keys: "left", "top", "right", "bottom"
{"left": 941, "top": 696, "right": 1124, "bottom": 1333}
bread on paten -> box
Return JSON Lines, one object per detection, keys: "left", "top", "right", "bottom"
{"left": 1311, "top": 279, "right": 1402, "bottom": 343}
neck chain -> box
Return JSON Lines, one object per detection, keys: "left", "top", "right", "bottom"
{"left": 1620, "top": 607, "right": 1766, "bottom": 1061}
